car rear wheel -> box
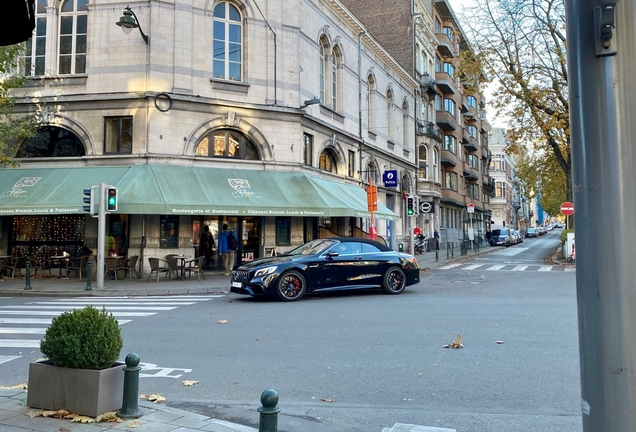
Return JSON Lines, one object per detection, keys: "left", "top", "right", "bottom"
{"left": 276, "top": 270, "right": 306, "bottom": 301}
{"left": 382, "top": 266, "right": 406, "bottom": 294}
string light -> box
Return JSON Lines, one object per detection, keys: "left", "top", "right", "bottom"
{"left": 12, "top": 216, "right": 85, "bottom": 256}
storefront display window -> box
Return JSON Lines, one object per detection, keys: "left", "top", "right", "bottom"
{"left": 160, "top": 216, "right": 179, "bottom": 248}
{"left": 11, "top": 215, "right": 85, "bottom": 256}
{"left": 276, "top": 217, "right": 291, "bottom": 246}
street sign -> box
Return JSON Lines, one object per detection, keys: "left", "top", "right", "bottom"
{"left": 419, "top": 201, "right": 433, "bottom": 214}
{"left": 467, "top": 203, "right": 475, "bottom": 213}
{"left": 560, "top": 201, "right": 574, "bottom": 215}
{"left": 382, "top": 170, "right": 398, "bottom": 188}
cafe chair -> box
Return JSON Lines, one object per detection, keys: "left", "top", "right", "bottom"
{"left": 2, "top": 257, "right": 23, "bottom": 279}
{"left": 104, "top": 257, "right": 123, "bottom": 281}
{"left": 184, "top": 256, "right": 206, "bottom": 281}
{"left": 121, "top": 255, "right": 140, "bottom": 279}
{"left": 65, "top": 255, "right": 90, "bottom": 280}
{"left": 165, "top": 254, "right": 183, "bottom": 279}
{"left": 147, "top": 257, "right": 170, "bottom": 283}
{"left": 33, "top": 257, "right": 52, "bottom": 277}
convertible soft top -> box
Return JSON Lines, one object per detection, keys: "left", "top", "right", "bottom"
{"left": 329, "top": 237, "right": 392, "bottom": 252}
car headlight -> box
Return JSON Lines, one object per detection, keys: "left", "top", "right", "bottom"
{"left": 254, "top": 266, "right": 278, "bottom": 278}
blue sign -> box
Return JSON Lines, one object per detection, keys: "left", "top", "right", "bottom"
{"left": 383, "top": 170, "right": 398, "bottom": 188}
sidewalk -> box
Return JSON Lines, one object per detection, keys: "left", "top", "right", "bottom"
{"left": 0, "top": 246, "right": 495, "bottom": 432}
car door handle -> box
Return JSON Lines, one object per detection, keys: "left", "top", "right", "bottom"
{"left": 355, "top": 256, "right": 363, "bottom": 260}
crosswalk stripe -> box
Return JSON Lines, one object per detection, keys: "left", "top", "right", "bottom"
{"left": 462, "top": 264, "right": 483, "bottom": 270}
{"left": 538, "top": 266, "right": 553, "bottom": 272}
{"left": 0, "top": 328, "right": 47, "bottom": 334}
{"left": 0, "top": 356, "right": 21, "bottom": 365}
{"left": 511, "top": 265, "right": 528, "bottom": 271}
{"left": 565, "top": 267, "right": 576, "bottom": 272}
{"left": 61, "top": 296, "right": 221, "bottom": 300}
{"left": 486, "top": 265, "right": 505, "bottom": 271}
{"left": 0, "top": 318, "right": 131, "bottom": 325}
{"left": 0, "top": 306, "right": 177, "bottom": 311}
{"left": 438, "top": 263, "right": 462, "bottom": 270}
{"left": 0, "top": 340, "right": 41, "bottom": 348}
{"left": 30, "top": 302, "right": 196, "bottom": 306}
{"left": 0, "top": 311, "right": 155, "bottom": 317}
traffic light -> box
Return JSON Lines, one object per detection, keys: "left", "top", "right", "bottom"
{"left": 106, "top": 187, "right": 118, "bottom": 212}
{"left": 83, "top": 187, "right": 96, "bottom": 215}
{"left": 407, "top": 196, "right": 415, "bottom": 216}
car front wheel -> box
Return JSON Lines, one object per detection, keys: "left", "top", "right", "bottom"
{"left": 382, "top": 266, "right": 406, "bottom": 295}
{"left": 276, "top": 270, "right": 306, "bottom": 301}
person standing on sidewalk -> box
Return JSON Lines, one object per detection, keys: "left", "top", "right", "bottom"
{"left": 218, "top": 224, "right": 234, "bottom": 275}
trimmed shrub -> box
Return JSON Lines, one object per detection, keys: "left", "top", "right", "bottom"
{"left": 40, "top": 306, "right": 123, "bottom": 370}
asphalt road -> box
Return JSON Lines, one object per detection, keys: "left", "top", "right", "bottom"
{"left": 0, "top": 230, "right": 582, "bottom": 432}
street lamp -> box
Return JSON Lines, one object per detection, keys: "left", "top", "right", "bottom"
{"left": 300, "top": 97, "right": 321, "bottom": 109}
{"left": 116, "top": 5, "right": 149, "bottom": 44}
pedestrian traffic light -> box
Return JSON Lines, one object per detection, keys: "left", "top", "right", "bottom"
{"left": 106, "top": 187, "right": 118, "bottom": 212}
{"left": 83, "top": 187, "right": 96, "bottom": 216}
{"left": 407, "top": 196, "right": 415, "bottom": 216}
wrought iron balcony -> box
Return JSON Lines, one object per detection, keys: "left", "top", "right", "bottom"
{"left": 417, "top": 121, "right": 442, "bottom": 141}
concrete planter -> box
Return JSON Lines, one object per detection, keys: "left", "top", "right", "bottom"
{"left": 27, "top": 360, "right": 124, "bottom": 417}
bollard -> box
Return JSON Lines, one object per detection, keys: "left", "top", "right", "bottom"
{"left": 24, "top": 259, "right": 32, "bottom": 290}
{"left": 85, "top": 260, "right": 92, "bottom": 291}
{"left": 257, "top": 389, "right": 280, "bottom": 432}
{"left": 117, "top": 353, "right": 142, "bottom": 419}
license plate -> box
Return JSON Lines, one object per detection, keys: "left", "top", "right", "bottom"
{"left": 231, "top": 281, "right": 242, "bottom": 288}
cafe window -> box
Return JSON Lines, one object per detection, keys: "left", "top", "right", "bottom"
{"left": 104, "top": 116, "right": 133, "bottom": 154}
{"left": 348, "top": 150, "right": 355, "bottom": 177}
{"left": 303, "top": 133, "right": 313, "bottom": 165}
{"left": 160, "top": 216, "right": 179, "bottom": 249}
{"left": 195, "top": 130, "right": 260, "bottom": 159}
{"left": 276, "top": 217, "right": 291, "bottom": 246}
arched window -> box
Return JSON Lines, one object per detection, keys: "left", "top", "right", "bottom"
{"left": 332, "top": 45, "right": 342, "bottom": 111}
{"left": 59, "top": 0, "right": 87, "bottom": 75}
{"left": 195, "top": 130, "right": 259, "bottom": 159}
{"left": 16, "top": 126, "right": 86, "bottom": 158}
{"left": 367, "top": 75, "right": 375, "bottom": 133}
{"left": 365, "top": 163, "right": 379, "bottom": 184}
{"left": 319, "top": 148, "right": 338, "bottom": 173}
{"left": 387, "top": 89, "right": 394, "bottom": 142}
{"left": 319, "top": 37, "right": 329, "bottom": 104}
{"left": 213, "top": 2, "right": 242, "bottom": 81}
{"left": 23, "top": 0, "right": 47, "bottom": 76}
{"left": 419, "top": 145, "right": 428, "bottom": 180}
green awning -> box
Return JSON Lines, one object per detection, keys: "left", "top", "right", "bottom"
{"left": 0, "top": 165, "right": 399, "bottom": 221}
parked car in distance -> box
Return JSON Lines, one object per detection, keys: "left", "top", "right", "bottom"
{"left": 230, "top": 237, "right": 421, "bottom": 301}
{"left": 489, "top": 228, "right": 513, "bottom": 246}
{"left": 526, "top": 227, "right": 537, "bottom": 238}
{"left": 514, "top": 230, "right": 523, "bottom": 243}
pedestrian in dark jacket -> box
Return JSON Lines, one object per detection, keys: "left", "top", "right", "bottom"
{"left": 218, "top": 224, "right": 234, "bottom": 275}
{"left": 200, "top": 225, "right": 215, "bottom": 269}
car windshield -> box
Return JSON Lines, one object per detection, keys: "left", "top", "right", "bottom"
{"left": 285, "top": 239, "right": 337, "bottom": 256}
{"left": 528, "top": 228, "right": 535, "bottom": 232}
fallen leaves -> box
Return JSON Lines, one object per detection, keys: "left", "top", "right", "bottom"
{"left": 27, "top": 410, "right": 123, "bottom": 424}
{"left": 320, "top": 397, "right": 336, "bottom": 403}
{"left": 182, "top": 380, "right": 199, "bottom": 386}
{"left": 0, "top": 383, "right": 27, "bottom": 389}
{"left": 495, "top": 340, "right": 504, "bottom": 344}
{"left": 217, "top": 319, "right": 228, "bottom": 324}
{"left": 139, "top": 393, "right": 166, "bottom": 403}
{"left": 443, "top": 334, "right": 464, "bottom": 349}
{"left": 127, "top": 420, "right": 143, "bottom": 428}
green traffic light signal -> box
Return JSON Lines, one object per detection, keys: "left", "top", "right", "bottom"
{"left": 107, "top": 187, "right": 118, "bottom": 212}
{"left": 407, "top": 197, "right": 414, "bottom": 216}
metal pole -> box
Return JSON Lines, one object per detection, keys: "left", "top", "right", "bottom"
{"left": 118, "top": 353, "right": 142, "bottom": 419}
{"left": 24, "top": 259, "right": 32, "bottom": 290}
{"left": 97, "top": 182, "right": 106, "bottom": 289}
{"left": 85, "top": 260, "right": 92, "bottom": 291}
{"left": 564, "top": 1, "right": 636, "bottom": 430}
{"left": 257, "top": 389, "right": 280, "bottom": 432}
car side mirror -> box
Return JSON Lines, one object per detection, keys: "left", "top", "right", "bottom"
{"left": 326, "top": 251, "right": 339, "bottom": 259}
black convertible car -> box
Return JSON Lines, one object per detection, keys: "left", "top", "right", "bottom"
{"left": 230, "top": 237, "right": 420, "bottom": 301}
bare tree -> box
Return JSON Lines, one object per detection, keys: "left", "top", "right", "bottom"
{"left": 458, "top": 0, "right": 570, "bottom": 210}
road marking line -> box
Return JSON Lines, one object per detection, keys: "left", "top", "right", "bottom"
{"left": 565, "top": 267, "right": 576, "bottom": 272}
{"left": 0, "top": 311, "right": 155, "bottom": 317}
{"left": 538, "top": 266, "right": 553, "bottom": 272}
{"left": 0, "top": 328, "right": 47, "bottom": 334}
{"left": 438, "top": 263, "right": 462, "bottom": 270}
{"left": 62, "top": 296, "right": 221, "bottom": 300}
{"left": 0, "top": 306, "right": 177, "bottom": 311}
{"left": 511, "top": 265, "right": 528, "bottom": 271}
{"left": 0, "top": 355, "right": 21, "bottom": 365}
{"left": 0, "top": 318, "right": 131, "bottom": 325}
{"left": 486, "top": 265, "right": 505, "bottom": 271}
{"left": 31, "top": 302, "right": 196, "bottom": 306}
{"left": 0, "top": 340, "right": 41, "bottom": 348}
{"left": 462, "top": 264, "right": 483, "bottom": 270}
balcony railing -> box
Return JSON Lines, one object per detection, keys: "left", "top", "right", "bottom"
{"left": 417, "top": 121, "right": 442, "bottom": 141}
